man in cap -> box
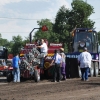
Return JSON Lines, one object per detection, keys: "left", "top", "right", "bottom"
{"left": 78, "top": 47, "right": 92, "bottom": 81}
{"left": 60, "top": 48, "right": 66, "bottom": 80}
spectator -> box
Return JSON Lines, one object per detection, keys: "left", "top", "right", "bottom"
{"left": 60, "top": 48, "right": 66, "bottom": 80}
{"left": 12, "top": 53, "right": 21, "bottom": 83}
{"left": 37, "top": 39, "right": 48, "bottom": 68}
{"left": 50, "top": 49, "right": 62, "bottom": 82}
{"left": 78, "top": 47, "right": 92, "bottom": 81}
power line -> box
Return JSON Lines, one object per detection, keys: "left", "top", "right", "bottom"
{"left": 0, "top": 17, "right": 40, "bottom": 20}
{"left": 0, "top": 16, "right": 54, "bottom": 20}
{"left": 0, "top": 16, "right": 100, "bottom": 21}
{"left": 92, "top": 18, "right": 100, "bottom": 20}
{"left": 0, "top": 32, "right": 30, "bottom": 33}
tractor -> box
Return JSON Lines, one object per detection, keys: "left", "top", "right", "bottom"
{"left": 66, "top": 28, "right": 100, "bottom": 78}
{"left": 6, "top": 43, "right": 41, "bottom": 82}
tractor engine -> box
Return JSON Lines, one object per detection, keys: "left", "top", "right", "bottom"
{"left": 19, "top": 43, "right": 41, "bottom": 78}
{"left": 20, "top": 45, "right": 41, "bottom": 70}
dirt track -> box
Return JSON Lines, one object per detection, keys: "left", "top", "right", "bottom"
{"left": 0, "top": 77, "right": 100, "bottom": 100}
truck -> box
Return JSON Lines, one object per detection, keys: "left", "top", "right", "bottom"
{"left": 0, "top": 46, "right": 10, "bottom": 76}
{"left": 66, "top": 28, "right": 100, "bottom": 78}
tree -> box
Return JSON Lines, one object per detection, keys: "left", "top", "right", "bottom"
{"left": 53, "top": 0, "right": 95, "bottom": 52}
{"left": 11, "top": 35, "right": 23, "bottom": 55}
{"left": 53, "top": 6, "right": 72, "bottom": 52}
{"left": 71, "top": 0, "right": 95, "bottom": 28}
{"left": 34, "top": 19, "right": 58, "bottom": 43}
{"left": 0, "top": 38, "right": 9, "bottom": 47}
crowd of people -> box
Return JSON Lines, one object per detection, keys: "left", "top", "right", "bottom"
{"left": 8, "top": 38, "right": 92, "bottom": 83}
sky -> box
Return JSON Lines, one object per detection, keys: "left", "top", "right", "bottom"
{"left": 0, "top": 0, "right": 100, "bottom": 41}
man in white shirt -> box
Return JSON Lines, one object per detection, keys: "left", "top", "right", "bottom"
{"left": 78, "top": 47, "right": 92, "bottom": 81}
{"left": 37, "top": 39, "right": 48, "bottom": 68}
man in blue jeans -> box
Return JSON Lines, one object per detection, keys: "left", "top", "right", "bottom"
{"left": 78, "top": 47, "right": 92, "bottom": 81}
{"left": 12, "top": 53, "right": 21, "bottom": 82}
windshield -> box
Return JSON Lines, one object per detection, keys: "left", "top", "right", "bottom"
{"left": 74, "top": 32, "right": 92, "bottom": 42}
{"left": 73, "top": 32, "right": 93, "bottom": 52}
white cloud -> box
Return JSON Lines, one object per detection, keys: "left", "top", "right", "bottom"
{"left": 26, "top": 0, "right": 50, "bottom": 2}
{"left": 0, "top": 0, "right": 71, "bottom": 41}
{"left": 0, "top": 0, "right": 22, "bottom": 12}
{"left": 0, "top": 0, "right": 22, "bottom": 6}
{"left": 57, "top": 0, "right": 71, "bottom": 8}
{"left": 0, "top": 20, "right": 33, "bottom": 40}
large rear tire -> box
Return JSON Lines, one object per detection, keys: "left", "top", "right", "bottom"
{"left": 34, "top": 69, "right": 40, "bottom": 82}
{"left": 78, "top": 66, "right": 81, "bottom": 78}
{"left": 90, "top": 62, "right": 94, "bottom": 77}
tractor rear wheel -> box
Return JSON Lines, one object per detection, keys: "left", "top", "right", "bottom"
{"left": 90, "top": 62, "right": 94, "bottom": 77}
{"left": 78, "top": 66, "right": 81, "bottom": 78}
{"left": 94, "top": 62, "right": 99, "bottom": 77}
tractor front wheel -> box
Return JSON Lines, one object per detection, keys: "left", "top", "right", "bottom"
{"left": 34, "top": 69, "right": 40, "bottom": 82}
{"left": 7, "top": 72, "right": 13, "bottom": 82}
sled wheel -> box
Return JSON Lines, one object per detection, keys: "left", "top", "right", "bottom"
{"left": 34, "top": 69, "right": 40, "bottom": 82}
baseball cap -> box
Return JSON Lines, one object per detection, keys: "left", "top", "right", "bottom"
{"left": 84, "top": 47, "right": 87, "bottom": 51}
{"left": 60, "top": 48, "right": 64, "bottom": 51}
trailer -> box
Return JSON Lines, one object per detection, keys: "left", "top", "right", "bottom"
{"left": 66, "top": 28, "right": 99, "bottom": 78}
{"left": 0, "top": 46, "right": 9, "bottom": 76}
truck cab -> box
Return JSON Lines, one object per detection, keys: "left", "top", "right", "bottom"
{"left": 72, "top": 28, "right": 98, "bottom": 53}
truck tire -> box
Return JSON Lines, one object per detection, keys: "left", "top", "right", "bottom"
{"left": 94, "top": 62, "right": 99, "bottom": 77}
{"left": 90, "top": 62, "right": 94, "bottom": 77}
{"left": 78, "top": 66, "right": 81, "bottom": 78}
{"left": 7, "top": 72, "right": 13, "bottom": 82}
{"left": 3, "top": 71, "right": 7, "bottom": 76}
{"left": 34, "top": 69, "right": 40, "bottom": 82}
